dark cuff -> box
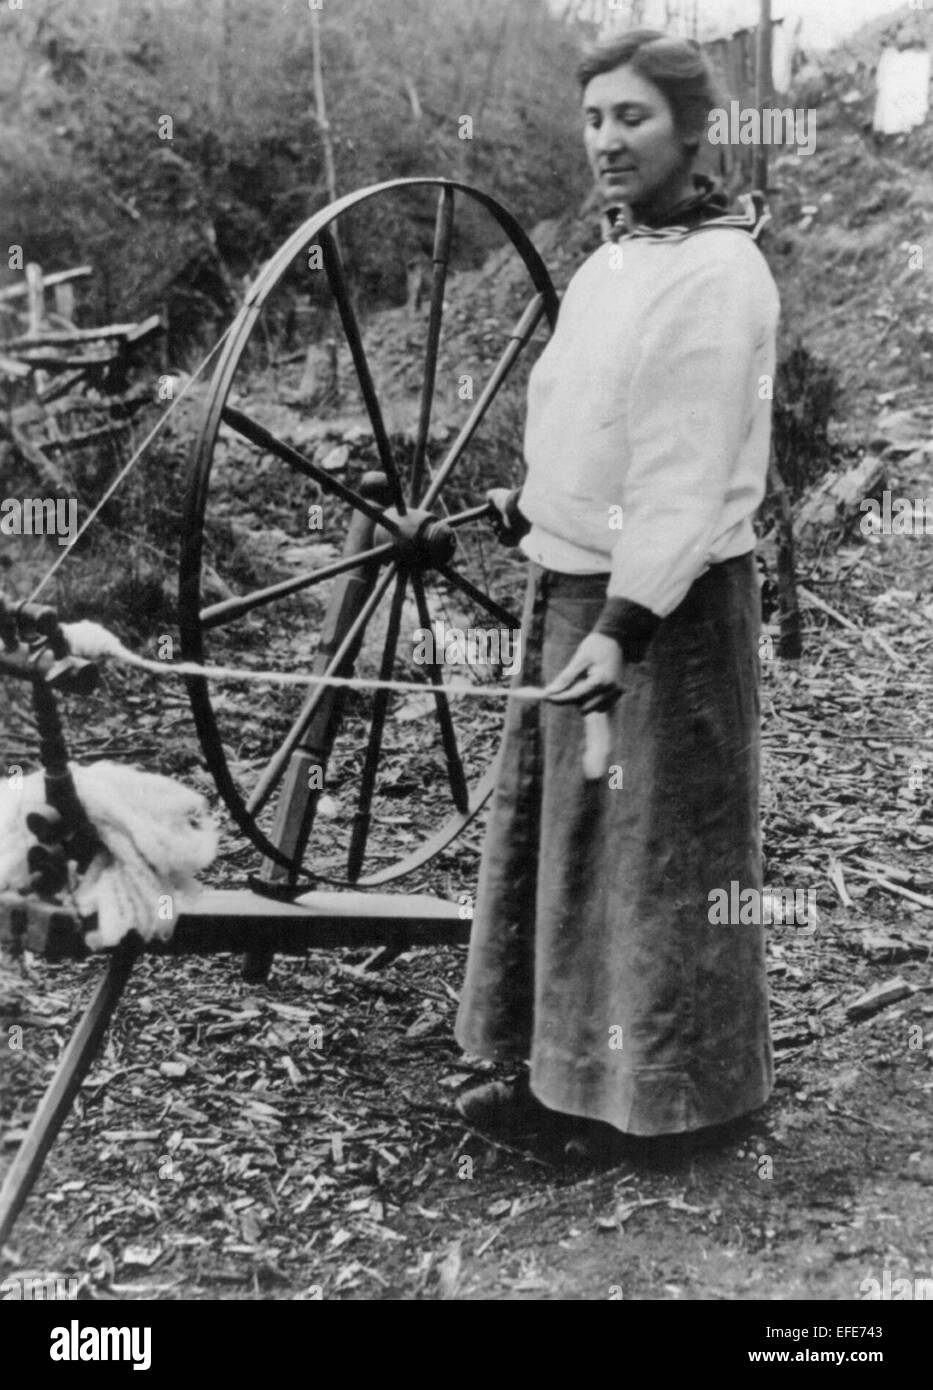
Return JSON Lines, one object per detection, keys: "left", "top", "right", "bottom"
{"left": 503, "top": 488, "right": 531, "bottom": 539}
{"left": 491, "top": 487, "right": 531, "bottom": 546}
{"left": 593, "top": 596, "right": 661, "bottom": 663}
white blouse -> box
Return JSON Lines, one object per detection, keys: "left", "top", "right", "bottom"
{"left": 519, "top": 225, "right": 780, "bottom": 618}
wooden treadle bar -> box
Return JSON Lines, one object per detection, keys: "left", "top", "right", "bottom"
{"left": 0, "top": 889, "right": 470, "bottom": 961}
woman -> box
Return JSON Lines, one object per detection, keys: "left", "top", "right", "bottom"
{"left": 454, "top": 30, "right": 780, "bottom": 1153}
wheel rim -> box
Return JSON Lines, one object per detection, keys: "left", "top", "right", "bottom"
{"left": 179, "top": 177, "right": 557, "bottom": 885}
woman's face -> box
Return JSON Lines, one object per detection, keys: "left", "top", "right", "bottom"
{"left": 582, "top": 64, "right": 695, "bottom": 217}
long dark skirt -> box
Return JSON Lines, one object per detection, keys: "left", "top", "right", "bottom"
{"left": 455, "top": 554, "right": 773, "bottom": 1136}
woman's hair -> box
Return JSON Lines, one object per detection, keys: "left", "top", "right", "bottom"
{"left": 577, "top": 29, "right": 718, "bottom": 151}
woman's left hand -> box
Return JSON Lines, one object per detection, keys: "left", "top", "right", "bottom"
{"left": 544, "top": 633, "right": 625, "bottom": 713}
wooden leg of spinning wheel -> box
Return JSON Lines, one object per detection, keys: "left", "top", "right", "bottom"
{"left": 244, "top": 473, "right": 392, "bottom": 982}
{"left": 241, "top": 943, "right": 277, "bottom": 983}
{"left": 0, "top": 938, "right": 139, "bottom": 1249}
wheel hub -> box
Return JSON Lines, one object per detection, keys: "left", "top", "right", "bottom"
{"left": 374, "top": 507, "right": 457, "bottom": 568}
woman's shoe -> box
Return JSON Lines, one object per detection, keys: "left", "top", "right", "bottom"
{"left": 456, "top": 1076, "right": 556, "bottom": 1136}
{"left": 562, "top": 1114, "right": 752, "bottom": 1165}
{"left": 562, "top": 1119, "right": 630, "bottom": 1165}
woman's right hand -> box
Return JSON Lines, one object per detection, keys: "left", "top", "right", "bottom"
{"left": 486, "top": 488, "right": 530, "bottom": 547}
{"left": 544, "top": 632, "right": 625, "bottom": 714}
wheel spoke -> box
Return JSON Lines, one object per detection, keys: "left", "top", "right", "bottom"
{"left": 411, "top": 186, "right": 455, "bottom": 500}
{"left": 319, "top": 227, "right": 406, "bottom": 513}
{"left": 349, "top": 766, "right": 497, "bottom": 887}
{"left": 346, "top": 570, "right": 408, "bottom": 880}
{"left": 474, "top": 518, "right": 495, "bottom": 597}
{"left": 199, "top": 541, "right": 394, "bottom": 631}
{"left": 221, "top": 403, "right": 400, "bottom": 535}
{"left": 445, "top": 501, "right": 496, "bottom": 529}
{"left": 420, "top": 292, "right": 547, "bottom": 510}
{"left": 247, "top": 565, "right": 396, "bottom": 817}
{"left": 409, "top": 573, "right": 469, "bottom": 814}
{"left": 435, "top": 562, "right": 519, "bottom": 630}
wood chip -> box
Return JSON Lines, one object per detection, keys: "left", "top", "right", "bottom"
{"left": 845, "top": 977, "right": 914, "bottom": 1020}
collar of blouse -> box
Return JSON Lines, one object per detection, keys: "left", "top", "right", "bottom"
{"left": 602, "top": 174, "right": 770, "bottom": 244}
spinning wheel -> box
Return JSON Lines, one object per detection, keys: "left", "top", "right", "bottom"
{"left": 179, "top": 179, "right": 558, "bottom": 888}
{"left": 0, "top": 180, "right": 561, "bottom": 1247}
